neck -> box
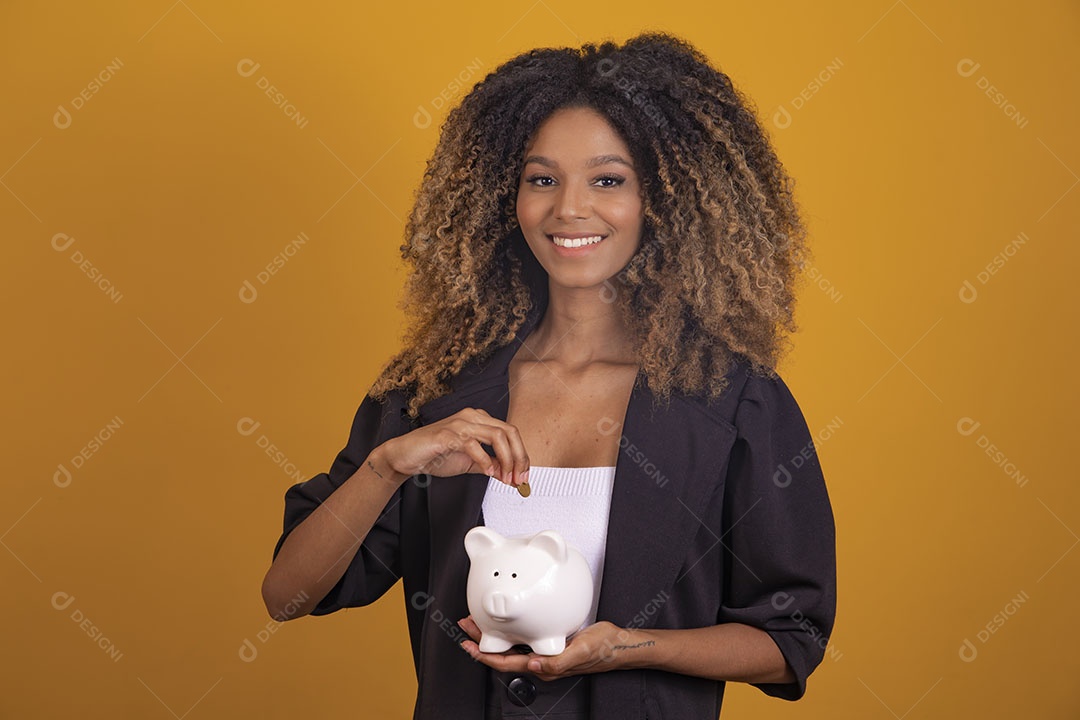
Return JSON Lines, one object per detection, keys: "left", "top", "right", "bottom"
{"left": 524, "top": 281, "right": 638, "bottom": 369}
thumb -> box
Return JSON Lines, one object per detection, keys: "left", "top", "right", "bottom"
{"left": 527, "top": 658, "right": 544, "bottom": 673}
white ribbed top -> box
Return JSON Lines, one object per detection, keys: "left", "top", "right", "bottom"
{"left": 481, "top": 465, "right": 617, "bottom": 631}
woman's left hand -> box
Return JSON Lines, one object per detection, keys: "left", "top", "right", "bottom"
{"left": 457, "top": 615, "right": 650, "bottom": 682}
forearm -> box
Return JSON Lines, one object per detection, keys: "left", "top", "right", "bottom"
{"left": 619, "top": 623, "right": 795, "bottom": 685}
{"left": 261, "top": 445, "right": 408, "bottom": 621}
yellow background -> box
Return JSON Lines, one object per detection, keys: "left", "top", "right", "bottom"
{"left": 3, "top": 1, "right": 1077, "bottom": 717}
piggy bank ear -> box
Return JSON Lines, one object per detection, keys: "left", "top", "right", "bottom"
{"left": 464, "top": 526, "right": 504, "bottom": 559}
{"left": 527, "top": 530, "right": 568, "bottom": 563}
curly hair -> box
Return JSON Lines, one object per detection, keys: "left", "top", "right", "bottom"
{"left": 368, "top": 30, "right": 813, "bottom": 420}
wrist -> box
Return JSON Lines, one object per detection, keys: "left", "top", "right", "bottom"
{"left": 613, "top": 628, "right": 663, "bottom": 671}
{"left": 367, "top": 443, "right": 408, "bottom": 488}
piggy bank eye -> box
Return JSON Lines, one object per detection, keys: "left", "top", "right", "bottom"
{"left": 493, "top": 571, "right": 499, "bottom": 577}
{"left": 511, "top": 573, "right": 517, "bottom": 578}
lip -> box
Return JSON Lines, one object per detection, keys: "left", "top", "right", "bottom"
{"left": 547, "top": 232, "right": 607, "bottom": 239}
{"left": 547, "top": 233, "right": 608, "bottom": 256}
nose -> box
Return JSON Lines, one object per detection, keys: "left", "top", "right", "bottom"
{"left": 553, "top": 181, "right": 589, "bottom": 220}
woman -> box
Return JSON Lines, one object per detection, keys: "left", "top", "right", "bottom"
{"left": 262, "top": 31, "right": 836, "bottom": 719}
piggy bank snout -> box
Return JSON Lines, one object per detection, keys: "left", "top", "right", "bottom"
{"left": 483, "top": 591, "right": 512, "bottom": 620}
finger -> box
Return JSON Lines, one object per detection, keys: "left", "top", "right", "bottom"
{"left": 496, "top": 420, "right": 530, "bottom": 487}
{"left": 525, "top": 653, "right": 573, "bottom": 682}
{"left": 530, "top": 645, "right": 574, "bottom": 677}
{"left": 462, "top": 418, "right": 529, "bottom": 486}
{"left": 461, "top": 420, "right": 513, "bottom": 485}
{"left": 482, "top": 424, "right": 517, "bottom": 486}
{"left": 421, "top": 426, "right": 485, "bottom": 478}
{"left": 456, "top": 616, "right": 482, "bottom": 642}
{"left": 452, "top": 420, "right": 513, "bottom": 484}
{"left": 459, "top": 437, "right": 500, "bottom": 478}
{"left": 459, "top": 640, "right": 531, "bottom": 673}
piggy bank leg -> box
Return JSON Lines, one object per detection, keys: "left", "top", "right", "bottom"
{"left": 530, "top": 636, "right": 567, "bottom": 656}
{"left": 478, "top": 632, "right": 514, "bottom": 654}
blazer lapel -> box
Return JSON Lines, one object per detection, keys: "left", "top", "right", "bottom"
{"left": 589, "top": 372, "right": 738, "bottom": 720}
{"left": 596, "top": 380, "right": 738, "bottom": 624}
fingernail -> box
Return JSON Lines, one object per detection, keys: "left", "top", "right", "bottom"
{"left": 487, "top": 464, "right": 496, "bottom": 476}
{"left": 522, "top": 469, "right": 529, "bottom": 484}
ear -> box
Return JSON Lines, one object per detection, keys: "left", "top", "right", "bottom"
{"left": 464, "top": 526, "right": 504, "bottom": 559}
{"left": 527, "top": 530, "right": 568, "bottom": 563}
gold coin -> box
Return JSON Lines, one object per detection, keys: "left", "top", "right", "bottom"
{"left": 516, "top": 482, "right": 531, "bottom": 498}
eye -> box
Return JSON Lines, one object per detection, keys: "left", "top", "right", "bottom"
{"left": 524, "top": 174, "right": 555, "bottom": 187}
{"left": 493, "top": 571, "right": 499, "bottom": 577}
{"left": 511, "top": 573, "right": 517, "bottom": 578}
{"left": 595, "top": 175, "right": 625, "bottom": 188}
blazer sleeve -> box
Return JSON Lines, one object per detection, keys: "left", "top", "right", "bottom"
{"left": 271, "top": 387, "right": 411, "bottom": 615}
{"left": 716, "top": 369, "right": 837, "bottom": 701}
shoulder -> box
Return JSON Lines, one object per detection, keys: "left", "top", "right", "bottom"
{"left": 673, "top": 353, "right": 762, "bottom": 427}
{"left": 670, "top": 355, "right": 809, "bottom": 441}
{"left": 356, "top": 382, "right": 419, "bottom": 440}
{"left": 733, "top": 362, "right": 807, "bottom": 426}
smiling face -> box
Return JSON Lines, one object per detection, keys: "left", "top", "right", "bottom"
{"left": 516, "top": 106, "right": 644, "bottom": 290}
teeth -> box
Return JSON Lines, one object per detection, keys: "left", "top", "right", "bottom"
{"left": 552, "top": 235, "right": 603, "bottom": 248}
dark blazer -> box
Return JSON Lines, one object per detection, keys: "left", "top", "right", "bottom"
{"left": 272, "top": 236, "right": 837, "bottom": 719}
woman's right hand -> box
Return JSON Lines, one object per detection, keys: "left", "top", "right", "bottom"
{"left": 378, "top": 408, "right": 530, "bottom": 487}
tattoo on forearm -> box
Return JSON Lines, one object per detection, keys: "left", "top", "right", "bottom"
{"left": 367, "top": 459, "right": 384, "bottom": 479}
{"left": 612, "top": 641, "right": 655, "bottom": 650}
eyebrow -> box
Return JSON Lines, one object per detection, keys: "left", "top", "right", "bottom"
{"left": 522, "top": 154, "right": 634, "bottom": 170}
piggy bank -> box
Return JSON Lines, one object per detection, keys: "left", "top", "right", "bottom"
{"left": 463, "top": 527, "right": 594, "bottom": 656}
